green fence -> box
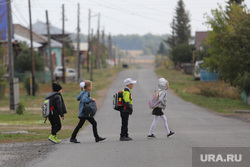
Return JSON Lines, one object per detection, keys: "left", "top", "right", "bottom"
{"left": 14, "top": 71, "right": 51, "bottom": 83}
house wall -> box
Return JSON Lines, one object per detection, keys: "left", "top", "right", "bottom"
{"left": 46, "top": 47, "right": 62, "bottom": 67}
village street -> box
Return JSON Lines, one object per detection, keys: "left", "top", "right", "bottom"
{"left": 26, "top": 68, "right": 250, "bottom": 167}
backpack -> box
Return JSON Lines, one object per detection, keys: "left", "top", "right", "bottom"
{"left": 83, "top": 101, "right": 97, "bottom": 117}
{"left": 113, "top": 90, "right": 124, "bottom": 111}
{"left": 42, "top": 95, "right": 55, "bottom": 123}
{"left": 149, "top": 90, "right": 160, "bottom": 109}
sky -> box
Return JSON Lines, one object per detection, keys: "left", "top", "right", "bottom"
{"left": 9, "top": 0, "right": 250, "bottom": 36}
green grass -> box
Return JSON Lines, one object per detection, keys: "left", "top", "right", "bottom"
{"left": 0, "top": 68, "right": 122, "bottom": 143}
{"left": 0, "top": 129, "right": 74, "bottom": 143}
{"left": 155, "top": 66, "right": 250, "bottom": 113}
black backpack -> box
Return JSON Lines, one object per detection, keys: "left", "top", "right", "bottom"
{"left": 113, "top": 90, "right": 124, "bottom": 111}
{"left": 113, "top": 88, "right": 130, "bottom": 111}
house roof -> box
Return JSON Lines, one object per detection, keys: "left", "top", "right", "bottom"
{"left": 195, "top": 31, "right": 208, "bottom": 50}
{"left": 14, "top": 24, "right": 62, "bottom": 48}
{"left": 14, "top": 24, "right": 48, "bottom": 44}
{"left": 32, "top": 20, "right": 70, "bottom": 35}
{"left": 14, "top": 34, "right": 42, "bottom": 48}
{"left": 72, "top": 42, "right": 88, "bottom": 51}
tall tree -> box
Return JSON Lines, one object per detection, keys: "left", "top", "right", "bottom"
{"left": 157, "top": 42, "right": 168, "bottom": 55}
{"left": 227, "top": 0, "right": 244, "bottom": 5}
{"left": 165, "top": 19, "right": 176, "bottom": 60}
{"left": 226, "top": 0, "right": 245, "bottom": 15}
{"left": 205, "top": 4, "right": 250, "bottom": 95}
{"left": 174, "top": 0, "right": 191, "bottom": 45}
{"left": 165, "top": 0, "right": 191, "bottom": 66}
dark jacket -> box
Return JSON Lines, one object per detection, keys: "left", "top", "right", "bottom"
{"left": 45, "top": 92, "right": 67, "bottom": 117}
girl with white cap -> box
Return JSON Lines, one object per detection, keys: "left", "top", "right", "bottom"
{"left": 147, "top": 78, "right": 175, "bottom": 139}
{"left": 70, "top": 81, "right": 106, "bottom": 143}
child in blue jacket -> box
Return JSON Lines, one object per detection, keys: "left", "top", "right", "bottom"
{"left": 70, "top": 80, "right": 105, "bottom": 143}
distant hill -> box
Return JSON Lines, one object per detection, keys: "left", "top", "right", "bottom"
{"left": 70, "top": 33, "right": 169, "bottom": 55}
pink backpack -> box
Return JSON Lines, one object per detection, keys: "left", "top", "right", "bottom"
{"left": 149, "top": 90, "right": 159, "bottom": 109}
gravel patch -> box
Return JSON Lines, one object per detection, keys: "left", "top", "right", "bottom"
{"left": 0, "top": 141, "right": 56, "bottom": 167}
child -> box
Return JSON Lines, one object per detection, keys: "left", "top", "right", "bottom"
{"left": 147, "top": 78, "right": 175, "bottom": 139}
{"left": 70, "top": 80, "right": 106, "bottom": 143}
{"left": 47, "top": 83, "right": 67, "bottom": 144}
{"left": 120, "top": 78, "right": 137, "bottom": 141}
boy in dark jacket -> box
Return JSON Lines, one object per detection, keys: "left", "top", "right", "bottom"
{"left": 120, "top": 78, "right": 137, "bottom": 141}
{"left": 47, "top": 83, "right": 67, "bottom": 144}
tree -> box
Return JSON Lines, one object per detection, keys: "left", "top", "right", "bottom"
{"left": 165, "top": 0, "right": 191, "bottom": 65}
{"left": 227, "top": 0, "right": 244, "bottom": 5}
{"left": 204, "top": 4, "right": 250, "bottom": 95}
{"left": 226, "top": 0, "right": 245, "bottom": 16}
{"left": 172, "top": 43, "right": 192, "bottom": 65}
{"left": 157, "top": 42, "right": 168, "bottom": 55}
{"left": 14, "top": 42, "right": 44, "bottom": 72}
{"left": 0, "top": 57, "right": 5, "bottom": 83}
{"left": 195, "top": 43, "right": 210, "bottom": 61}
{"left": 174, "top": 0, "right": 191, "bottom": 45}
{"left": 165, "top": 19, "right": 176, "bottom": 60}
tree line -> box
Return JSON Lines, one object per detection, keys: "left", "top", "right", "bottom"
{"left": 70, "top": 33, "right": 169, "bottom": 56}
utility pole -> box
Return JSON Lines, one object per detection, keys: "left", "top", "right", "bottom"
{"left": 62, "top": 4, "right": 66, "bottom": 83}
{"left": 46, "top": 10, "right": 54, "bottom": 83}
{"left": 95, "top": 13, "right": 100, "bottom": 69}
{"left": 108, "top": 33, "right": 112, "bottom": 66}
{"left": 118, "top": 40, "right": 121, "bottom": 66}
{"left": 87, "top": 9, "right": 91, "bottom": 73}
{"left": 101, "top": 29, "right": 105, "bottom": 69}
{"left": 28, "top": 0, "right": 35, "bottom": 96}
{"left": 114, "top": 42, "right": 116, "bottom": 66}
{"left": 7, "top": 0, "right": 19, "bottom": 111}
{"left": 76, "top": 3, "right": 81, "bottom": 82}
{"left": 90, "top": 29, "right": 93, "bottom": 81}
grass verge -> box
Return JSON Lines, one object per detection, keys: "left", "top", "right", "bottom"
{"left": 0, "top": 68, "right": 121, "bottom": 143}
{"left": 155, "top": 66, "right": 250, "bottom": 114}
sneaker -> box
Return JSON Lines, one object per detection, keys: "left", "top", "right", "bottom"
{"left": 54, "top": 136, "right": 62, "bottom": 143}
{"left": 120, "top": 137, "right": 131, "bottom": 141}
{"left": 126, "top": 136, "right": 133, "bottom": 141}
{"left": 95, "top": 137, "right": 106, "bottom": 143}
{"left": 70, "top": 138, "right": 80, "bottom": 143}
{"left": 167, "top": 131, "right": 175, "bottom": 137}
{"left": 147, "top": 134, "right": 156, "bottom": 139}
{"left": 48, "top": 134, "right": 58, "bottom": 144}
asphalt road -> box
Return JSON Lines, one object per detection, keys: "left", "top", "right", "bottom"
{"left": 28, "top": 68, "right": 250, "bottom": 167}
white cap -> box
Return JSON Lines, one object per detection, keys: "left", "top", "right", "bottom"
{"left": 80, "top": 82, "right": 85, "bottom": 88}
{"left": 124, "top": 78, "right": 137, "bottom": 85}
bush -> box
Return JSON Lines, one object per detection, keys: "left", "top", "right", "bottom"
{"left": 16, "top": 101, "right": 25, "bottom": 115}
{"left": 0, "top": 57, "right": 6, "bottom": 99}
{"left": 198, "top": 81, "right": 240, "bottom": 100}
{"left": 14, "top": 42, "right": 44, "bottom": 72}
{"left": 172, "top": 43, "right": 193, "bottom": 66}
{"left": 23, "top": 76, "right": 39, "bottom": 95}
